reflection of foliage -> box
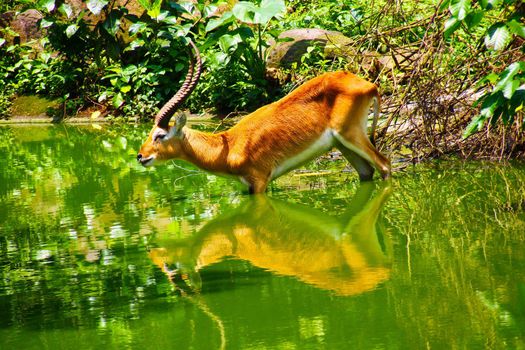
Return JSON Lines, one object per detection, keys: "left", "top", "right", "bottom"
{"left": 385, "top": 162, "right": 525, "bottom": 348}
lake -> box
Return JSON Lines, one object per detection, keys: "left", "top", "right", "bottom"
{"left": 1, "top": 123, "right": 524, "bottom": 349}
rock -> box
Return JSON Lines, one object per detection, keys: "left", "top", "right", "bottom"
{"left": 0, "top": 11, "right": 15, "bottom": 29}
{"left": 9, "top": 9, "right": 43, "bottom": 44}
{"left": 266, "top": 28, "right": 354, "bottom": 68}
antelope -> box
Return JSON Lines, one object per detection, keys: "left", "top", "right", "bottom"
{"left": 137, "top": 40, "right": 391, "bottom": 193}
{"left": 149, "top": 183, "right": 392, "bottom": 296}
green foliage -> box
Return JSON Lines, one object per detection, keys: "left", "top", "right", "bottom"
{"left": 284, "top": 0, "right": 365, "bottom": 37}
{"left": 443, "top": 0, "right": 525, "bottom": 138}
{"left": 186, "top": 0, "right": 286, "bottom": 113}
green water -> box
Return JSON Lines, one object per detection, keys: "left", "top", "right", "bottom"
{"left": 1, "top": 124, "right": 525, "bottom": 349}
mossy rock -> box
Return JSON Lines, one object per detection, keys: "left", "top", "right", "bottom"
{"left": 266, "top": 28, "right": 354, "bottom": 68}
{"left": 10, "top": 95, "right": 60, "bottom": 119}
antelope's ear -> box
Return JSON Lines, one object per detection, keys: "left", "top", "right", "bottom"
{"left": 171, "top": 114, "right": 187, "bottom": 137}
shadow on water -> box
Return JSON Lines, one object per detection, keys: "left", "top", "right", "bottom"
{"left": 150, "top": 182, "right": 392, "bottom": 297}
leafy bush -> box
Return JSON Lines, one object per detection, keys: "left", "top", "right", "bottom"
{"left": 443, "top": 0, "right": 525, "bottom": 138}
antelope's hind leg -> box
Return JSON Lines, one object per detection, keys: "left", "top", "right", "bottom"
{"left": 336, "top": 143, "right": 375, "bottom": 181}
{"left": 335, "top": 133, "right": 391, "bottom": 180}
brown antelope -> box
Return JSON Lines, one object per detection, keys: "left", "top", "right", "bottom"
{"left": 137, "top": 40, "right": 391, "bottom": 193}
{"left": 149, "top": 183, "right": 392, "bottom": 296}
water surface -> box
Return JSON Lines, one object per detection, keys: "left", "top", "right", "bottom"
{"left": 1, "top": 124, "right": 524, "bottom": 349}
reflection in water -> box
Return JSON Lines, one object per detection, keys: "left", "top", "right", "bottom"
{"left": 3, "top": 125, "right": 524, "bottom": 349}
{"left": 150, "top": 183, "right": 391, "bottom": 296}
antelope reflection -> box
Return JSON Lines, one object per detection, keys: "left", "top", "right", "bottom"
{"left": 150, "top": 183, "right": 391, "bottom": 296}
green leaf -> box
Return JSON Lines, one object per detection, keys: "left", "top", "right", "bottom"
{"left": 87, "top": 0, "right": 108, "bottom": 15}
{"left": 120, "top": 85, "right": 132, "bottom": 93}
{"left": 160, "top": 15, "right": 178, "bottom": 25}
{"left": 218, "top": 33, "right": 243, "bottom": 53}
{"left": 103, "top": 11, "right": 121, "bottom": 36}
{"left": 40, "top": 18, "right": 54, "bottom": 28}
{"left": 463, "top": 92, "right": 504, "bottom": 138}
{"left": 203, "top": 3, "right": 220, "bottom": 18}
{"left": 464, "top": 10, "right": 484, "bottom": 29}
{"left": 256, "top": 0, "right": 286, "bottom": 24}
{"left": 205, "top": 11, "right": 234, "bottom": 32}
{"left": 0, "top": 38, "right": 5, "bottom": 47}
{"left": 127, "top": 39, "right": 145, "bottom": 50}
{"left": 507, "top": 19, "right": 525, "bottom": 39}
{"left": 232, "top": 2, "right": 258, "bottom": 23}
{"left": 493, "top": 62, "right": 525, "bottom": 94}
{"left": 479, "top": 0, "right": 502, "bottom": 10}
{"left": 444, "top": 17, "right": 461, "bottom": 37}
{"left": 129, "top": 22, "right": 147, "bottom": 35}
{"left": 439, "top": 0, "right": 452, "bottom": 11}
{"left": 59, "top": 3, "right": 73, "bottom": 18}
{"left": 177, "top": 1, "right": 195, "bottom": 15}
{"left": 463, "top": 114, "right": 487, "bottom": 138}
{"left": 510, "top": 86, "right": 525, "bottom": 114}
{"left": 449, "top": 0, "right": 471, "bottom": 21}
{"left": 41, "top": 0, "right": 55, "bottom": 13}
{"left": 40, "top": 52, "right": 51, "bottom": 63}
{"left": 65, "top": 24, "right": 78, "bottom": 38}
{"left": 113, "top": 92, "right": 124, "bottom": 108}
{"left": 138, "top": 0, "right": 163, "bottom": 18}
{"left": 233, "top": 0, "right": 286, "bottom": 25}
{"left": 502, "top": 79, "right": 520, "bottom": 99}
{"left": 485, "top": 23, "right": 511, "bottom": 51}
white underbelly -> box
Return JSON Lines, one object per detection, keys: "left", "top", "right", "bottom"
{"left": 271, "top": 129, "right": 335, "bottom": 180}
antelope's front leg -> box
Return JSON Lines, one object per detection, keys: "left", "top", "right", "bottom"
{"left": 245, "top": 172, "right": 270, "bottom": 194}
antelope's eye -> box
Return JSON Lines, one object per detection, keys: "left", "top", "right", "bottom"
{"left": 154, "top": 132, "right": 167, "bottom": 142}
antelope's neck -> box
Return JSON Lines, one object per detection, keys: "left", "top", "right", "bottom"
{"left": 180, "top": 127, "right": 230, "bottom": 173}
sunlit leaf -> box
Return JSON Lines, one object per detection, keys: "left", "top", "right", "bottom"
{"left": 41, "top": 0, "right": 55, "bottom": 13}
{"left": 40, "top": 52, "right": 51, "bottom": 63}
{"left": 463, "top": 114, "right": 487, "bottom": 138}
{"left": 40, "top": 18, "right": 54, "bottom": 28}
{"left": 92, "top": 123, "right": 103, "bottom": 130}
{"left": 129, "top": 22, "right": 147, "bottom": 35}
{"left": 103, "top": 11, "right": 121, "bottom": 36}
{"left": 205, "top": 12, "right": 234, "bottom": 32}
{"left": 444, "top": 17, "right": 461, "bottom": 37}
{"left": 177, "top": 1, "right": 195, "bottom": 15}
{"left": 203, "top": 3, "right": 219, "bottom": 18}
{"left": 232, "top": 0, "right": 285, "bottom": 25}
{"left": 463, "top": 92, "right": 503, "bottom": 138}
{"left": 140, "top": 0, "right": 163, "bottom": 18}
{"left": 113, "top": 92, "right": 124, "bottom": 108}
{"left": 502, "top": 80, "right": 520, "bottom": 99}
{"left": 449, "top": 0, "right": 471, "bottom": 21}
{"left": 59, "top": 3, "right": 73, "bottom": 18}
{"left": 485, "top": 23, "right": 511, "bottom": 51}
{"left": 507, "top": 19, "right": 525, "bottom": 39}
{"left": 256, "top": 0, "right": 286, "bottom": 24}
{"left": 91, "top": 111, "right": 101, "bottom": 119}
{"left": 218, "top": 33, "right": 243, "bottom": 53}
{"left": 120, "top": 85, "right": 132, "bottom": 93}
{"left": 232, "top": 2, "right": 257, "bottom": 23}
{"left": 493, "top": 62, "right": 525, "bottom": 94}
{"left": 65, "top": 24, "right": 78, "bottom": 38}
{"left": 0, "top": 38, "right": 5, "bottom": 47}
{"left": 87, "top": 0, "right": 108, "bottom": 15}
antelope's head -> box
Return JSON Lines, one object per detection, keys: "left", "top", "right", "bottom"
{"left": 137, "top": 39, "right": 202, "bottom": 167}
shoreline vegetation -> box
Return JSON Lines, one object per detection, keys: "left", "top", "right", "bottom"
{"left": 1, "top": 0, "right": 524, "bottom": 162}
